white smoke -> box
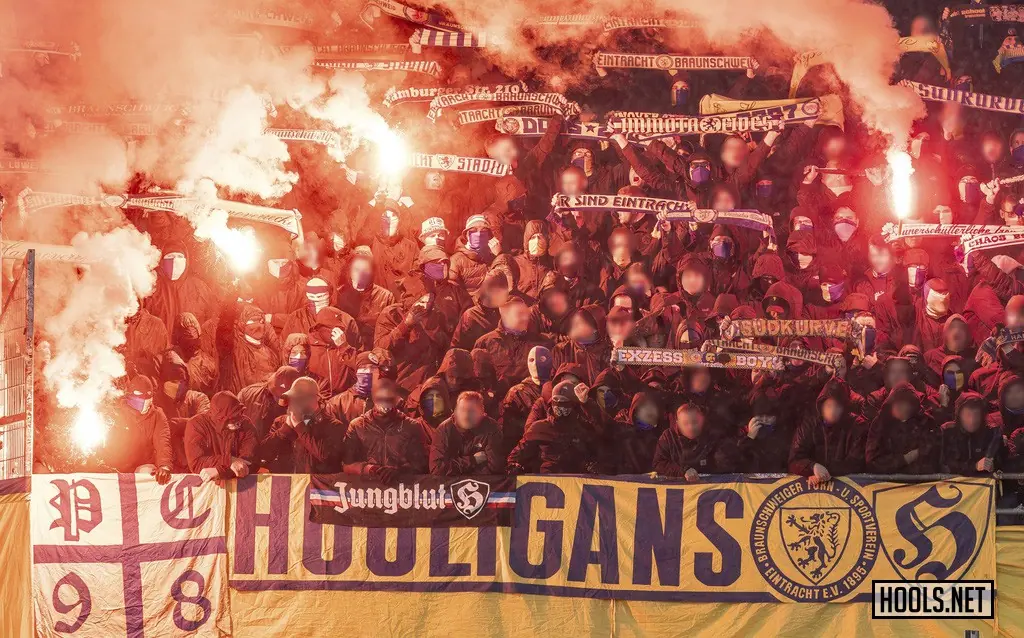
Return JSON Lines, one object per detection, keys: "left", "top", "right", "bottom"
{"left": 301, "top": 71, "right": 405, "bottom": 168}
{"left": 176, "top": 86, "right": 298, "bottom": 199}
{"left": 42, "top": 225, "right": 160, "bottom": 451}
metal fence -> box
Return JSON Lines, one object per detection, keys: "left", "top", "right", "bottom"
{"left": 0, "top": 250, "right": 34, "bottom": 479}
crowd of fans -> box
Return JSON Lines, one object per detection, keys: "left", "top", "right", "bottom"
{"left": 23, "top": 7, "right": 1024, "bottom": 502}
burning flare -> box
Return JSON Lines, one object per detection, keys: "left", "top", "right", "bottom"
{"left": 374, "top": 128, "right": 410, "bottom": 179}
{"left": 69, "top": 403, "right": 108, "bottom": 455}
{"left": 886, "top": 149, "right": 915, "bottom": 220}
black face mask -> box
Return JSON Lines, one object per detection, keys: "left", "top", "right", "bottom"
{"left": 756, "top": 276, "right": 777, "bottom": 295}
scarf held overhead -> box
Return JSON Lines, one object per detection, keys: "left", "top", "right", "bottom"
{"left": 900, "top": 80, "right": 1024, "bottom": 116}
{"left": 410, "top": 153, "right": 510, "bottom": 177}
{"left": 427, "top": 88, "right": 580, "bottom": 121}
{"left": 790, "top": 38, "right": 949, "bottom": 97}
{"left": 312, "top": 59, "right": 443, "bottom": 78}
{"left": 698, "top": 94, "right": 845, "bottom": 129}
{"left": 360, "top": 0, "right": 464, "bottom": 31}
{"left": 611, "top": 347, "right": 785, "bottom": 370}
{"left": 704, "top": 339, "right": 844, "bottom": 368}
{"left": 594, "top": 52, "right": 755, "bottom": 77}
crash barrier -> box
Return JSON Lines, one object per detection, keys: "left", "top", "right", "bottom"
{"left": 5, "top": 472, "right": 1024, "bottom": 636}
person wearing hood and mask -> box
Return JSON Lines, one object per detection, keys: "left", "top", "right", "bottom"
{"left": 866, "top": 382, "right": 938, "bottom": 474}
{"left": 259, "top": 377, "right": 346, "bottom": 473}
{"left": 788, "top": 377, "right": 867, "bottom": 482}
{"left": 281, "top": 277, "right": 334, "bottom": 342}
{"left": 785, "top": 229, "right": 819, "bottom": 291}
{"left": 335, "top": 247, "right": 395, "bottom": 348}
{"left": 155, "top": 351, "right": 210, "bottom": 470}
{"left": 306, "top": 306, "right": 360, "bottom": 396}
{"left": 614, "top": 133, "right": 715, "bottom": 207}
{"left": 507, "top": 380, "right": 609, "bottom": 474}
{"left": 924, "top": 314, "right": 976, "bottom": 378}
{"left": 674, "top": 253, "right": 715, "bottom": 315}
{"left": 616, "top": 392, "right": 664, "bottom": 474}
{"left": 761, "top": 279, "right": 804, "bottom": 320}
{"left": 430, "top": 391, "right": 505, "bottom": 475}
{"left": 451, "top": 268, "right": 509, "bottom": 350}
{"left": 376, "top": 264, "right": 463, "bottom": 393}
{"left": 412, "top": 374, "right": 453, "bottom": 441}
{"left": 553, "top": 241, "right": 605, "bottom": 306}
{"left": 185, "top": 391, "right": 258, "bottom": 482}
{"left": 553, "top": 305, "right": 611, "bottom": 384}
{"left": 854, "top": 236, "right": 898, "bottom": 305}
{"left": 370, "top": 205, "right": 418, "bottom": 296}
{"left": 256, "top": 251, "right": 305, "bottom": 328}
{"left": 124, "top": 307, "right": 169, "bottom": 381}
{"left": 750, "top": 253, "right": 785, "bottom": 308}
{"left": 708, "top": 224, "right": 750, "bottom": 297}
{"left": 168, "top": 312, "right": 217, "bottom": 395}
{"left": 533, "top": 271, "right": 575, "bottom": 340}
{"left": 450, "top": 215, "right": 500, "bottom": 299}
{"left": 145, "top": 243, "right": 216, "bottom": 332}
{"left": 653, "top": 403, "right": 733, "bottom": 480}
{"left": 281, "top": 333, "right": 311, "bottom": 373}
{"left": 342, "top": 378, "right": 428, "bottom": 481}
{"left": 500, "top": 345, "right": 553, "bottom": 452}
{"left": 101, "top": 376, "right": 173, "bottom": 484}
{"left": 805, "top": 260, "right": 848, "bottom": 323}
{"left": 223, "top": 303, "right": 279, "bottom": 394}
{"left": 326, "top": 350, "right": 392, "bottom": 426}
{"left": 820, "top": 196, "right": 869, "bottom": 278}
{"left": 512, "top": 219, "right": 551, "bottom": 302}
{"left": 473, "top": 296, "right": 551, "bottom": 400}
{"left": 989, "top": 373, "right": 1024, "bottom": 436}
{"left": 939, "top": 391, "right": 1003, "bottom": 475}
{"left": 237, "top": 365, "right": 301, "bottom": 441}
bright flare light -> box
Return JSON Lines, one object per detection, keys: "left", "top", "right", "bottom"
{"left": 375, "top": 128, "right": 410, "bottom": 178}
{"left": 70, "top": 403, "right": 108, "bottom": 455}
{"left": 886, "top": 148, "right": 915, "bottom": 220}
{"left": 210, "top": 223, "right": 261, "bottom": 274}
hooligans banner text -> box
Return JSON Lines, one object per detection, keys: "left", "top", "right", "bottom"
{"left": 230, "top": 474, "right": 994, "bottom": 604}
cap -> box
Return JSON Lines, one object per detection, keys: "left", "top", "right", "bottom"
{"left": 282, "top": 377, "right": 319, "bottom": 401}
{"left": 465, "top": 214, "right": 488, "bottom": 230}
{"left": 419, "top": 217, "right": 448, "bottom": 239}
{"left": 905, "top": 248, "right": 930, "bottom": 267}
{"left": 128, "top": 375, "right": 155, "bottom": 395}
{"left": 551, "top": 380, "right": 577, "bottom": 403}
{"left": 270, "top": 366, "right": 301, "bottom": 392}
{"left": 418, "top": 244, "right": 448, "bottom": 264}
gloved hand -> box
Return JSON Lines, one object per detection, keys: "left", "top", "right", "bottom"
{"left": 374, "top": 465, "right": 400, "bottom": 484}
{"left": 153, "top": 466, "right": 172, "bottom": 485}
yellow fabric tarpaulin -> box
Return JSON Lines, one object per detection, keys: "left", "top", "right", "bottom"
{"left": 0, "top": 477, "right": 32, "bottom": 637}
{"left": 226, "top": 474, "right": 1001, "bottom": 636}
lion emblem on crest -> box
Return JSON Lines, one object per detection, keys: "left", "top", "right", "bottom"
{"left": 782, "top": 510, "right": 848, "bottom": 583}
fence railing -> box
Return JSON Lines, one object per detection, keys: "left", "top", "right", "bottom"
{"left": 0, "top": 250, "right": 34, "bottom": 480}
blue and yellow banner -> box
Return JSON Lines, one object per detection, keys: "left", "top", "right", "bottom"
{"left": 228, "top": 474, "right": 996, "bottom": 604}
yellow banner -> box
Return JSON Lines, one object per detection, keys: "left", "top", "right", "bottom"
{"left": 227, "top": 474, "right": 995, "bottom": 604}
{"left": 0, "top": 478, "right": 32, "bottom": 638}
{"left": 790, "top": 37, "right": 950, "bottom": 97}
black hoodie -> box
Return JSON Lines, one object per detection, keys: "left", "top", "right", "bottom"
{"left": 939, "top": 392, "right": 1002, "bottom": 475}
{"left": 788, "top": 378, "right": 867, "bottom": 477}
